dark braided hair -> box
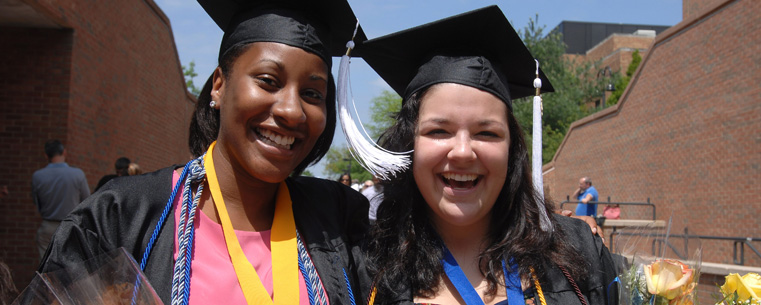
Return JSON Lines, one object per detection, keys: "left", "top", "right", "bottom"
{"left": 368, "top": 84, "right": 587, "bottom": 301}
{"left": 187, "top": 43, "right": 336, "bottom": 175}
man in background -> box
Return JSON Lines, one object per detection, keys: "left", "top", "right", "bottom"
{"left": 362, "top": 176, "right": 383, "bottom": 223}
{"left": 31, "top": 140, "right": 90, "bottom": 258}
{"left": 93, "top": 156, "right": 130, "bottom": 192}
{"left": 572, "top": 176, "right": 599, "bottom": 217}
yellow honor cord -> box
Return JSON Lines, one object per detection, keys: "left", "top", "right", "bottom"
{"left": 530, "top": 267, "right": 547, "bottom": 305}
{"left": 367, "top": 287, "right": 376, "bottom": 305}
{"left": 204, "top": 141, "right": 299, "bottom": 305}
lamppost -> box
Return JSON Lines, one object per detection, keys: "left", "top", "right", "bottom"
{"left": 343, "top": 158, "right": 352, "bottom": 175}
{"left": 597, "top": 66, "right": 615, "bottom": 109}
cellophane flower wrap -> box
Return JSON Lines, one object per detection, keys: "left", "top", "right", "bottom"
{"left": 613, "top": 222, "right": 702, "bottom": 305}
{"left": 716, "top": 272, "right": 761, "bottom": 304}
{"left": 12, "top": 248, "right": 163, "bottom": 305}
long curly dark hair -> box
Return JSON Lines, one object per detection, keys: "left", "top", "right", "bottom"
{"left": 188, "top": 43, "right": 336, "bottom": 176}
{"left": 368, "top": 84, "right": 587, "bottom": 301}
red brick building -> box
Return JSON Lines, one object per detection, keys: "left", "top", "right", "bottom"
{"left": 542, "top": 0, "right": 760, "bottom": 300}
{"left": 551, "top": 21, "right": 670, "bottom": 109}
{"left": 0, "top": 0, "right": 194, "bottom": 290}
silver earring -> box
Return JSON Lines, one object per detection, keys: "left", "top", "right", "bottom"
{"left": 210, "top": 100, "right": 217, "bottom": 108}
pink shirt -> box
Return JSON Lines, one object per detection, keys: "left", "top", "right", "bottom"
{"left": 172, "top": 172, "right": 320, "bottom": 304}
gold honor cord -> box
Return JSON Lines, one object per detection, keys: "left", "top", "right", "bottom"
{"left": 204, "top": 141, "right": 299, "bottom": 305}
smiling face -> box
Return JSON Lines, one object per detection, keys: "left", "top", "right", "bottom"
{"left": 211, "top": 42, "right": 328, "bottom": 183}
{"left": 413, "top": 83, "right": 511, "bottom": 230}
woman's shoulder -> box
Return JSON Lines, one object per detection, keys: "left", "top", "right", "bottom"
{"left": 286, "top": 175, "right": 369, "bottom": 244}
{"left": 287, "top": 176, "right": 368, "bottom": 205}
{"left": 98, "top": 166, "right": 178, "bottom": 194}
{"left": 551, "top": 214, "right": 596, "bottom": 239}
{"left": 76, "top": 166, "right": 179, "bottom": 219}
{"left": 40, "top": 166, "right": 180, "bottom": 291}
{"left": 548, "top": 214, "right": 618, "bottom": 303}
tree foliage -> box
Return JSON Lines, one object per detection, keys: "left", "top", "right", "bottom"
{"left": 182, "top": 61, "right": 201, "bottom": 97}
{"left": 513, "top": 15, "right": 601, "bottom": 164}
{"left": 366, "top": 90, "right": 403, "bottom": 139}
{"left": 607, "top": 50, "right": 642, "bottom": 105}
{"left": 323, "top": 146, "right": 372, "bottom": 182}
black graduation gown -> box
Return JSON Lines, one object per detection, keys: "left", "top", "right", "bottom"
{"left": 38, "top": 166, "right": 372, "bottom": 305}
{"left": 381, "top": 215, "right": 618, "bottom": 305}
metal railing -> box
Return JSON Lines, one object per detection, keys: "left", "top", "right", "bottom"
{"left": 560, "top": 196, "right": 656, "bottom": 220}
{"left": 610, "top": 228, "right": 761, "bottom": 265}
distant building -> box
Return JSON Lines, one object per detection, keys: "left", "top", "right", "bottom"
{"left": 0, "top": 0, "right": 194, "bottom": 290}
{"left": 550, "top": 21, "right": 670, "bottom": 55}
{"left": 549, "top": 21, "right": 672, "bottom": 109}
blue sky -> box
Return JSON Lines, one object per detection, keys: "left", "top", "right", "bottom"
{"left": 154, "top": 0, "right": 682, "bottom": 178}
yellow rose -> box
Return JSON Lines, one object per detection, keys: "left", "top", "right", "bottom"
{"left": 643, "top": 259, "right": 695, "bottom": 300}
{"left": 721, "top": 273, "right": 761, "bottom": 302}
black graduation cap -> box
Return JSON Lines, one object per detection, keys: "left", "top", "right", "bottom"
{"left": 355, "top": 5, "right": 553, "bottom": 107}
{"left": 198, "top": 0, "right": 367, "bottom": 66}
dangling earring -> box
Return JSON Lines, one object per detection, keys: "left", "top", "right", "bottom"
{"left": 210, "top": 100, "right": 217, "bottom": 108}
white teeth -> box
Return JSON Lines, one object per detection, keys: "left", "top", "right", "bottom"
{"left": 442, "top": 173, "right": 478, "bottom": 182}
{"left": 257, "top": 128, "right": 295, "bottom": 148}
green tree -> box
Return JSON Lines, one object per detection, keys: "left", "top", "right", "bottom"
{"left": 301, "top": 170, "right": 314, "bottom": 177}
{"left": 607, "top": 50, "right": 642, "bottom": 105}
{"left": 512, "top": 15, "right": 600, "bottom": 163}
{"left": 182, "top": 61, "right": 201, "bottom": 97}
{"left": 365, "top": 90, "right": 402, "bottom": 139}
{"left": 323, "top": 146, "right": 372, "bottom": 182}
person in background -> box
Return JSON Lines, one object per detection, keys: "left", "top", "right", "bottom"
{"left": 357, "top": 7, "right": 616, "bottom": 304}
{"left": 572, "top": 176, "right": 599, "bottom": 217}
{"left": 31, "top": 139, "right": 90, "bottom": 258}
{"left": 351, "top": 179, "right": 362, "bottom": 191}
{"left": 127, "top": 163, "right": 143, "bottom": 176}
{"left": 93, "top": 157, "right": 131, "bottom": 192}
{"left": 361, "top": 179, "right": 373, "bottom": 192}
{"left": 338, "top": 173, "right": 352, "bottom": 186}
{"left": 362, "top": 176, "right": 383, "bottom": 222}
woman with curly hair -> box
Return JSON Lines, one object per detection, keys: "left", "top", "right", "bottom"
{"left": 356, "top": 6, "right": 617, "bottom": 305}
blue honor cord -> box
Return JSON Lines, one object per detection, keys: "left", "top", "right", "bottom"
{"left": 441, "top": 246, "right": 525, "bottom": 305}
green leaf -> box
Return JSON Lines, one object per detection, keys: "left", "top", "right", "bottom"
{"left": 182, "top": 60, "right": 201, "bottom": 97}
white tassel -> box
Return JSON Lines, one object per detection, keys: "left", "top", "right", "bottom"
{"left": 336, "top": 22, "right": 412, "bottom": 180}
{"left": 533, "top": 59, "right": 552, "bottom": 232}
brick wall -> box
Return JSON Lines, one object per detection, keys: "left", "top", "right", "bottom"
{"left": 0, "top": 0, "right": 194, "bottom": 291}
{"left": 684, "top": 0, "right": 727, "bottom": 20}
{"left": 0, "top": 27, "right": 73, "bottom": 291}
{"left": 585, "top": 34, "right": 655, "bottom": 73}
{"left": 543, "top": 0, "right": 760, "bottom": 300}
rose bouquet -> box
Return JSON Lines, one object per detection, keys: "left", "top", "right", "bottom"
{"left": 715, "top": 272, "right": 761, "bottom": 305}
{"left": 12, "top": 248, "right": 162, "bottom": 305}
{"left": 613, "top": 221, "right": 702, "bottom": 305}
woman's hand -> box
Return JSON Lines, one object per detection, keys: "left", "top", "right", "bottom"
{"left": 559, "top": 210, "right": 604, "bottom": 242}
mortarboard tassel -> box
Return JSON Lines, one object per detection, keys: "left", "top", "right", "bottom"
{"left": 533, "top": 59, "right": 553, "bottom": 232}
{"left": 337, "top": 21, "right": 412, "bottom": 180}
